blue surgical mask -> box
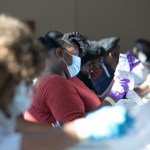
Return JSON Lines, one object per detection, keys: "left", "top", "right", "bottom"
{"left": 61, "top": 51, "right": 81, "bottom": 78}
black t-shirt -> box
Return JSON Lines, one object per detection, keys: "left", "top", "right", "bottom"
{"left": 77, "top": 72, "right": 97, "bottom": 95}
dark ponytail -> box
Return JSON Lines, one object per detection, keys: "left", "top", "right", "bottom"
{"left": 39, "top": 31, "right": 64, "bottom": 51}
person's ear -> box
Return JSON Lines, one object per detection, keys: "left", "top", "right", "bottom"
{"left": 55, "top": 47, "right": 63, "bottom": 58}
{"left": 108, "top": 51, "right": 112, "bottom": 58}
{"left": 85, "top": 61, "right": 91, "bottom": 72}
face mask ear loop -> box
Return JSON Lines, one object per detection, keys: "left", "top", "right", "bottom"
{"left": 61, "top": 50, "right": 74, "bottom": 66}
{"left": 63, "top": 50, "right": 72, "bottom": 56}
{"left": 100, "top": 57, "right": 111, "bottom": 78}
{"left": 60, "top": 58, "right": 68, "bottom": 67}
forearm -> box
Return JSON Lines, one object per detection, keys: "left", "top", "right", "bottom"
{"left": 91, "top": 98, "right": 114, "bottom": 112}
{"left": 16, "top": 118, "right": 79, "bottom": 150}
{"left": 99, "top": 79, "right": 115, "bottom": 101}
{"left": 134, "top": 82, "right": 150, "bottom": 97}
{"left": 96, "top": 80, "right": 117, "bottom": 110}
{"left": 22, "top": 131, "right": 72, "bottom": 150}
{"left": 16, "top": 117, "right": 50, "bottom": 133}
{"left": 22, "top": 128, "right": 78, "bottom": 150}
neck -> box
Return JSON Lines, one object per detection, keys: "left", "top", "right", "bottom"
{"left": 64, "top": 69, "right": 71, "bottom": 79}
{"left": 42, "top": 64, "right": 69, "bottom": 79}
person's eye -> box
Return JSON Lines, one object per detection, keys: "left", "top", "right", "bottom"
{"left": 71, "top": 50, "right": 79, "bottom": 56}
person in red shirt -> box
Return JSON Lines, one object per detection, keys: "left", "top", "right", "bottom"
{"left": 24, "top": 31, "right": 129, "bottom": 125}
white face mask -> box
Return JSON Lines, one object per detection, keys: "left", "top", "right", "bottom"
{"left": 8, "top": 82, "right": 31, "bottom": 117}
{"left": 138, "top": 51, "right": 147, "bottom": 63}
{"left": 61, "top": 51, "right": 81, "bottom": 78}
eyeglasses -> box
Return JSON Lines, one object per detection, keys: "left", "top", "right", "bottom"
{"left": 63, "top": 49, "right": 79, "bottom": 56}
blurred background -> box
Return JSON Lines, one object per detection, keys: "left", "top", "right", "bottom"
{"left": 0, "top": 0, "right": 150, "bottom": 50}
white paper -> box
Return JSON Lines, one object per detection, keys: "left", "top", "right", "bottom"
{"left": 116, "top": 53, "right": 143, "bottom": 109}
{"left": 117, "top": 54, "right": 134, "bottom": 90}
{"left": 117, "top": 54, "right": 130, "bottom": 72}
{"left": 126, "top": 90, "right": 144, "bottom": 105}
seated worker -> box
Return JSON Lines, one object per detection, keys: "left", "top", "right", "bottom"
{"left": 87, "top": 38, "right": 147, "bottom": 99}
{"left": 90, "top": 37, "right": 120, "bottom": 95}
{"left": 133, "top": 39, "right": 150, "bottom": 65}
{"left": 77, "top": 42, "right": 119, "bottom": 101}
{"left": 77, "top": 41, "right": 114, "bottom": 101}
{"left": 0, "top": 14, "right": 133, "bottom": 150}
{"left": 132, "top": 39, "right": 150, "bottom": 98}
{"left": 24, "top": 31, "right": 130, "bottom": 125}
{"left": 77, "top": 42, "right": 106, "bottom": 95}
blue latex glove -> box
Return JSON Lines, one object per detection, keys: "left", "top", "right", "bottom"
{"left": 110, "top": 78, "right": 130, "bottom": 101}
{"left": 74, "top": 106, "right": 133, "bottom": 140}
{"left": 126, "top": 51, "right": 141, "bottom": 71}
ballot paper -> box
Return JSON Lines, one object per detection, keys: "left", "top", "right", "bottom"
{"left": 117, "top": 53, "right": 134, "bottom": 90}
{"left": 115, "top": 53, "right": 144, "bottom": 110}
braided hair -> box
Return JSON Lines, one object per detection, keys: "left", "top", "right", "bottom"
{"left": 88, "top": 40, "right": 105, "bottom": 56}
{"left": 62, "top": 32, "right": 89, "bottom": 57}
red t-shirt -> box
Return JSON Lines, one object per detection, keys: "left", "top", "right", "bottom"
{"left": 24, "top": 75, "right": 101, "bottom": 124}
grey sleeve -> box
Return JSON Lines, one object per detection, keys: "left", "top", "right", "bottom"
{"left": 0, "top": 133, "right": 23, "bottom": 150}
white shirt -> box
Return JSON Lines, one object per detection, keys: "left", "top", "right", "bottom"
{"left": 0, "top": 110, "right": 22, "bottom": 150}
{"left": 131, "top": 63, "right": 149, "bottom": 87}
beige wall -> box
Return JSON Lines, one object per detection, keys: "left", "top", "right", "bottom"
{"left": 0, "top": 0, "right": 150, "bottom": 50}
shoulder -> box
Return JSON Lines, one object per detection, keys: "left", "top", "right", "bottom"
{"left": 69, "top": 77, "right": 85, "bottom": 85}
{"left": 46, "top": 75, "right": 71, "bottom": 86}
{"left": 39, "top": 75, "right": 74, "bottom": 91}
{"left": 36, "top": 75, "right": 69, "bottom": 86}
{"left": 69, "top": 76, "right": 81, "bottom": 83}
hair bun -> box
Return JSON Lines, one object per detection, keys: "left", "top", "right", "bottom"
{"left": 88, "top": 40, "right": 105, "bottom": 56}
{"left": 62, "top": 32, "right": 89, "bottom": 57}
{"left": 39, "top": 31, "right": 64, "bottom": 51}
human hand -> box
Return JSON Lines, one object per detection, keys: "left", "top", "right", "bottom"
{"left": 74, "top": 106, "right": 133, "bottom": 140}
{"left": 126, "top": 51, "right": 141, "bottom": 71}
{"left": 90, "top": 66, "right": 103, "bottom": 79}
{"left": 110, "top": 78, "right": 130, "bottom": 101}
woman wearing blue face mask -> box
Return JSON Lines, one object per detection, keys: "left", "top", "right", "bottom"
{"left": 0, "top": 15, "right": 134, "bottom": 150}
{"left": 24, "top": 31, "right": 130, "bottom": 125}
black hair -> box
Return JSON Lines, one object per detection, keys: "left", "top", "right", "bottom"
{"left": 39, "top": 31, "right": 89, "bottom": 58}
{"left": 134, "top": 39, "right": 150, "bottom": 49}
{"left": 62, "top": 32, "right": 89, "bottom": 57}
{"left": 97, "top": 37, "right": 120, "bottom": 53}
{"left": 134, "top": 38, "right": 150, "bottom": 61}
{"left": 39, "top": 30, "right": 64, "bottom": 51}
{"left": 81, "top": 40, "right": 105, "bottom": 65}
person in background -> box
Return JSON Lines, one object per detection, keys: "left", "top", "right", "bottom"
{"left": 24, "top": 32, "right": 129, "bottom": 125}
{"left": 86, "top": 37, "right": 149, "bottom": 99}
{"left": 0, "top": 14, "right": 133, "bottom": 150}
{"left": 77, "top": 42, "right": 106, "bottom": 95}
{"left": 132, "top": 39, "right": 150, "bottom": 98}
{"left": 77, "top": 41, "right": 116, "bottom": 101}
{"left": 133, "top": 39, "right": 150, "bottom": 64}
{"left": 90, "top": 37, "right": 120, "bottom": 95}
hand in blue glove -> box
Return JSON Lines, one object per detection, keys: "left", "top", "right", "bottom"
{"left": 74, "top": 106, "right": 133, "bottom": 140}
{"left": 126, "top": 51, "right": 141, "bottom": 71}
{"left": 110, "top": 78, "right": 130, "bottom": 102}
